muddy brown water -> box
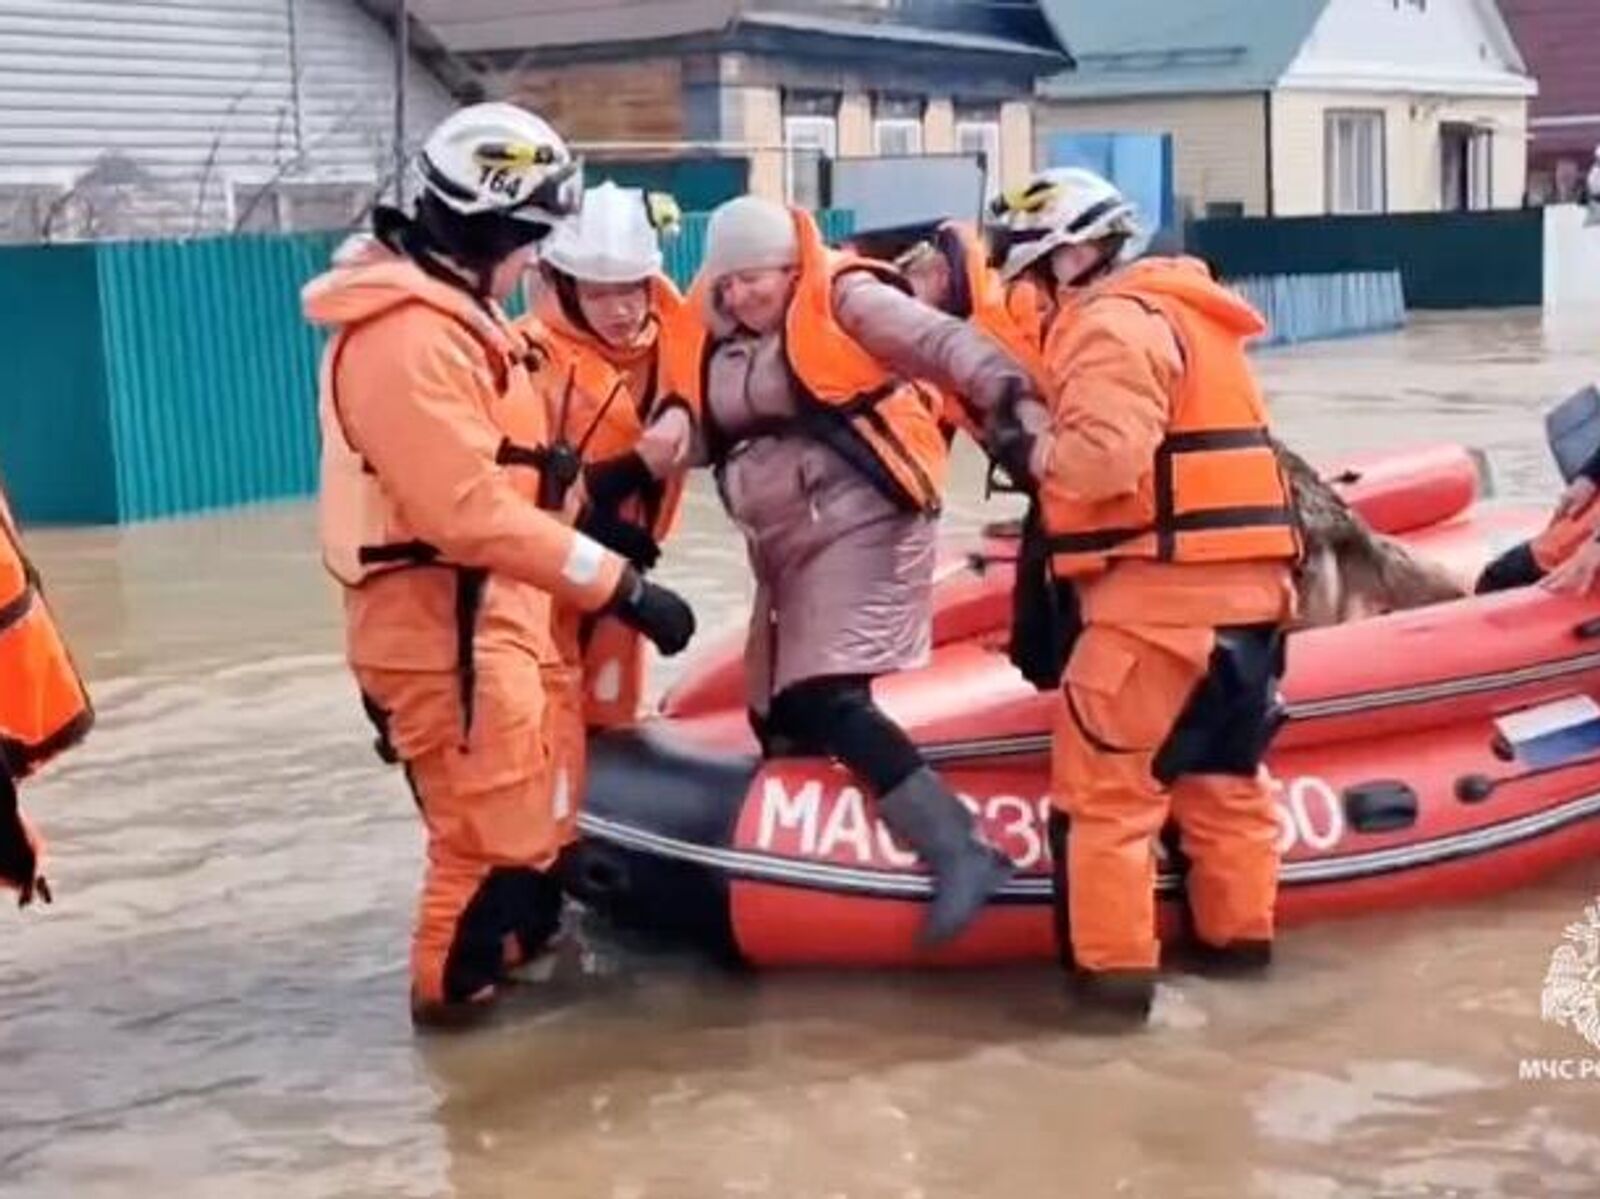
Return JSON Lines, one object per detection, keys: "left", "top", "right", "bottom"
{"left": 3, "top": 311, "right": 1599, "bottom": 1198}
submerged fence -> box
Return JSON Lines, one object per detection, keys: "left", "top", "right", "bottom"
{"left": 0, "top": 207, "right": 1419, "bottom": 525}
{"left": 1232, "top": 270, "right": 1407, "bottom": 349}
{"left": 0, "top": 211, "right": 854, "bottom": 525}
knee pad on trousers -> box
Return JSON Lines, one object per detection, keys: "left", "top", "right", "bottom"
{"left": 1152, "top": 626, "right": 1287, "bottom": 785}
{"left": 441, "top": 867, "right": 564, "bottom": 1003}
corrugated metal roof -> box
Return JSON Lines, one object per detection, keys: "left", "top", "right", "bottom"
{"left": 738, "top": 10, "right": 1066, "bottom": 59}
{"left": 1038, "top": 0, "right": 1328, "bottom": 98}
{"left": 402, "top": 0, "right": 737, "bottom": 54}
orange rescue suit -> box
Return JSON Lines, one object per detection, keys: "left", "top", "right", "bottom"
{"left": 306, "top": 247, "right": 626, "bottom": 1010}
{"left": 520, "top": 276, "right": 691, "bottom": 738}
{"left": 1037, "top": 256, "right": 1299, "bottom": 978}
{"left": 665, "top": 207, "right": 950, "bottom": 514}
{"left": 0, "top": 485, "right": 92, "bottom": 904}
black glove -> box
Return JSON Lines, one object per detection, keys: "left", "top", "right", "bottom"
{"left": 579, "top": 507, "right": 661, "bottom": 571}
{"left": 984, "top": 378, "right": 1040, "bottom": 491}
{"left": 606, "top": 566, "right": 695, "bottom": 656}
{"left": 584, "top": 451, "right": 654, "bottom": 513}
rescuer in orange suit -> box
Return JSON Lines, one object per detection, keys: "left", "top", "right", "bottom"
{"left": 518, "top": 182, "right": 696, "bottom": 764}
{"left": 0, "top": 477, "right": 93, "bottom": 909}
{"left": 987, "top": 168, "right": 1302, "bottom": 1027}
{"left": 304, "top": 103, "right": 696, "bottom": 1029}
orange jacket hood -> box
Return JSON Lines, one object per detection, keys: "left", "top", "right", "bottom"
{"left": 1093, "top": 256, "right": 1266, "bottom": 340}
{"left": 302, "top": 238, "right": 500, "bottom": 334}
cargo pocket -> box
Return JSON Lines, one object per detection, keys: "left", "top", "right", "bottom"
{"left": 408, "top": 665, "right": 563, "bottom": 869}
{"left": 1063, "top": 629, "right": 1194, "bottom": 757}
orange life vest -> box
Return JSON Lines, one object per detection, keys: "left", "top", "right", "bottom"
{"left": 929, "top": 221, "right": 1049, "bottom": 441}
{"left": 1040, "top": 264, "right": 1301, "bottom": 578}
{"left": 664, "top": 208, "right": 948, "bottom": 515}
{"left": 536, "top": 275, "right": 690, "bottom": 542}
{"left": 0, "top": 491, "right": 92, "bottom": 781}
{"left": 318, "top": 265, "right": 568, "bottom": 588}
{"left": 941, "top": 221, "right": 1049, "bottom": 386}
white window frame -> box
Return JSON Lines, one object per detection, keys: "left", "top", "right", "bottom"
{"left": 873, "top": 117, "right": 923, "bottom": 158}
{"left": 1325, "top": 109, "right": 1386, "bottom": 215}
{"left": 955, "top": 120, "right": 1002, "bottom": 202}
{"left": 784, "top": 114, "right": 837, "bottom": 207}
{"left": 1467, "top": 128, "right": 1494, "bottom": 209}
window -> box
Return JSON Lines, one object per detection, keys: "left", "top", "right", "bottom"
{"left": 1441, "top": 122, "right": 1493, "bottom": 211}
{"left": 784, "top": 115, "right": 837, "bottom": 209}
{"left": 1324, "top": 110, "right": 1386, "bottom": 214}
{"left": 873, "top": 94, "right": 924, "bottom": 158}
{"left": 873, "top": 118, "right": 923, "bottom": 157}
{"left": 955, "top": 121, "right": 1002, "bottom": 202}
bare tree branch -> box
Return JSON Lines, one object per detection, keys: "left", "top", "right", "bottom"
{"left": 231, "top": 99, "right": 375, "bottom": 233}
{"left": 191, "top": 80, "right": 263, "bottom": 237}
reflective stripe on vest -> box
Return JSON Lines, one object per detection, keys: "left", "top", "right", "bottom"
{"left": 1045, "top": 427, "right": 1296, "bottom": 559}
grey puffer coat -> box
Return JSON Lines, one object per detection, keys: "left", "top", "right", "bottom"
{"left": 703, "top": 269, "right": 1031, "bottom": 711}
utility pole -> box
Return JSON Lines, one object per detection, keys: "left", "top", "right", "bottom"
{"left": 393, "top": 0, "right": 409, "bottom": 203}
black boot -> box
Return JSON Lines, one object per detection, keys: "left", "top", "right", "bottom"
{"left": 877, "top": 767, "right": 1016, "bottom": 947}
{"left": 1068, "top": 968, "right": 1157, "bottom": 1033}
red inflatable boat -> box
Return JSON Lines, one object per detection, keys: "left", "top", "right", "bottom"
{"left": 565, "top": 445, "right": 1600, "bottom": 967}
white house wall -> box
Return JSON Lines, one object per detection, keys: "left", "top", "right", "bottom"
{"left": 0, "top": 0, "right": 454, "bottom": 237}
{"left": 1280, "top": 0, "right": 1535, "bottom": 97}
{"left": 1271, "top": 88, "right": 1528, "bottom": 214}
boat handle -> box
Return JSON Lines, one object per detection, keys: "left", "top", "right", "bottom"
{"left": 1574, "top": 618, "right": 1600, "bottom": 640}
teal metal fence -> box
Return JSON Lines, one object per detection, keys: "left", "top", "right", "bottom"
{"left": 1232, "top": 270, "right": 1407, "bottom": 349}
{"left": 0, "top": 210, "right": 854, "bottom": 526}
{"left": 1187, "top": 210, "right": 1543, "bottom": 310}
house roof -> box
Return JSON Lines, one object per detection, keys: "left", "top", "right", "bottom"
{"left": 1498, "top": 0, "right": 1600, "bottom": 126}
{"left": 740, "top": 10, "right": 1065, "bottom": 61}
{"left": 395, "top": 0, "right": 1063, "bottom": 59}
{"left": 1037, "top": 0, "right": 1326, "bottom": 98}
{"left": 396, "top": 0, "right": 737, "bottom": 54}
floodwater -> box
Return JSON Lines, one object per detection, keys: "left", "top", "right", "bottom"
{"left": 4, "top": 310, "right": 1600, "bottom": 1199}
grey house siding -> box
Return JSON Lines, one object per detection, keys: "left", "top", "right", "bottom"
{"left": 0, "top": 0, "right": 454, "bottom": 241}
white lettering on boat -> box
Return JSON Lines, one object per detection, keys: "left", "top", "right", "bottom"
{"left": 752, "top": 774, "right": 1347, "bottom": 871}
{"left": 1271, "top": 774, "right": 1347, "bottom": 855}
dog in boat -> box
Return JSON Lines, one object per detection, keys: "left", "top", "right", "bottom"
{"left": 1273, "top": 439, "right": 1468, "bottom": 627}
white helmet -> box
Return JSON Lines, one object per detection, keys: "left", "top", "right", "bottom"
{"left": 417, "top": 102, "right": 583, "bottom": 227}
{"left": 989, "top": 167, "right": 1140, "bottom": 282}
{"left": 541, "top": 182, "right": 681, "bottom": 283}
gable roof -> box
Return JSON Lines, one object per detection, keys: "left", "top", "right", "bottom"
{"left": 1038, "top": 0, "right": 1327, "bottom": 98}
{"left": 394, "top": 0, "right": 1062, "bottom": 59}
